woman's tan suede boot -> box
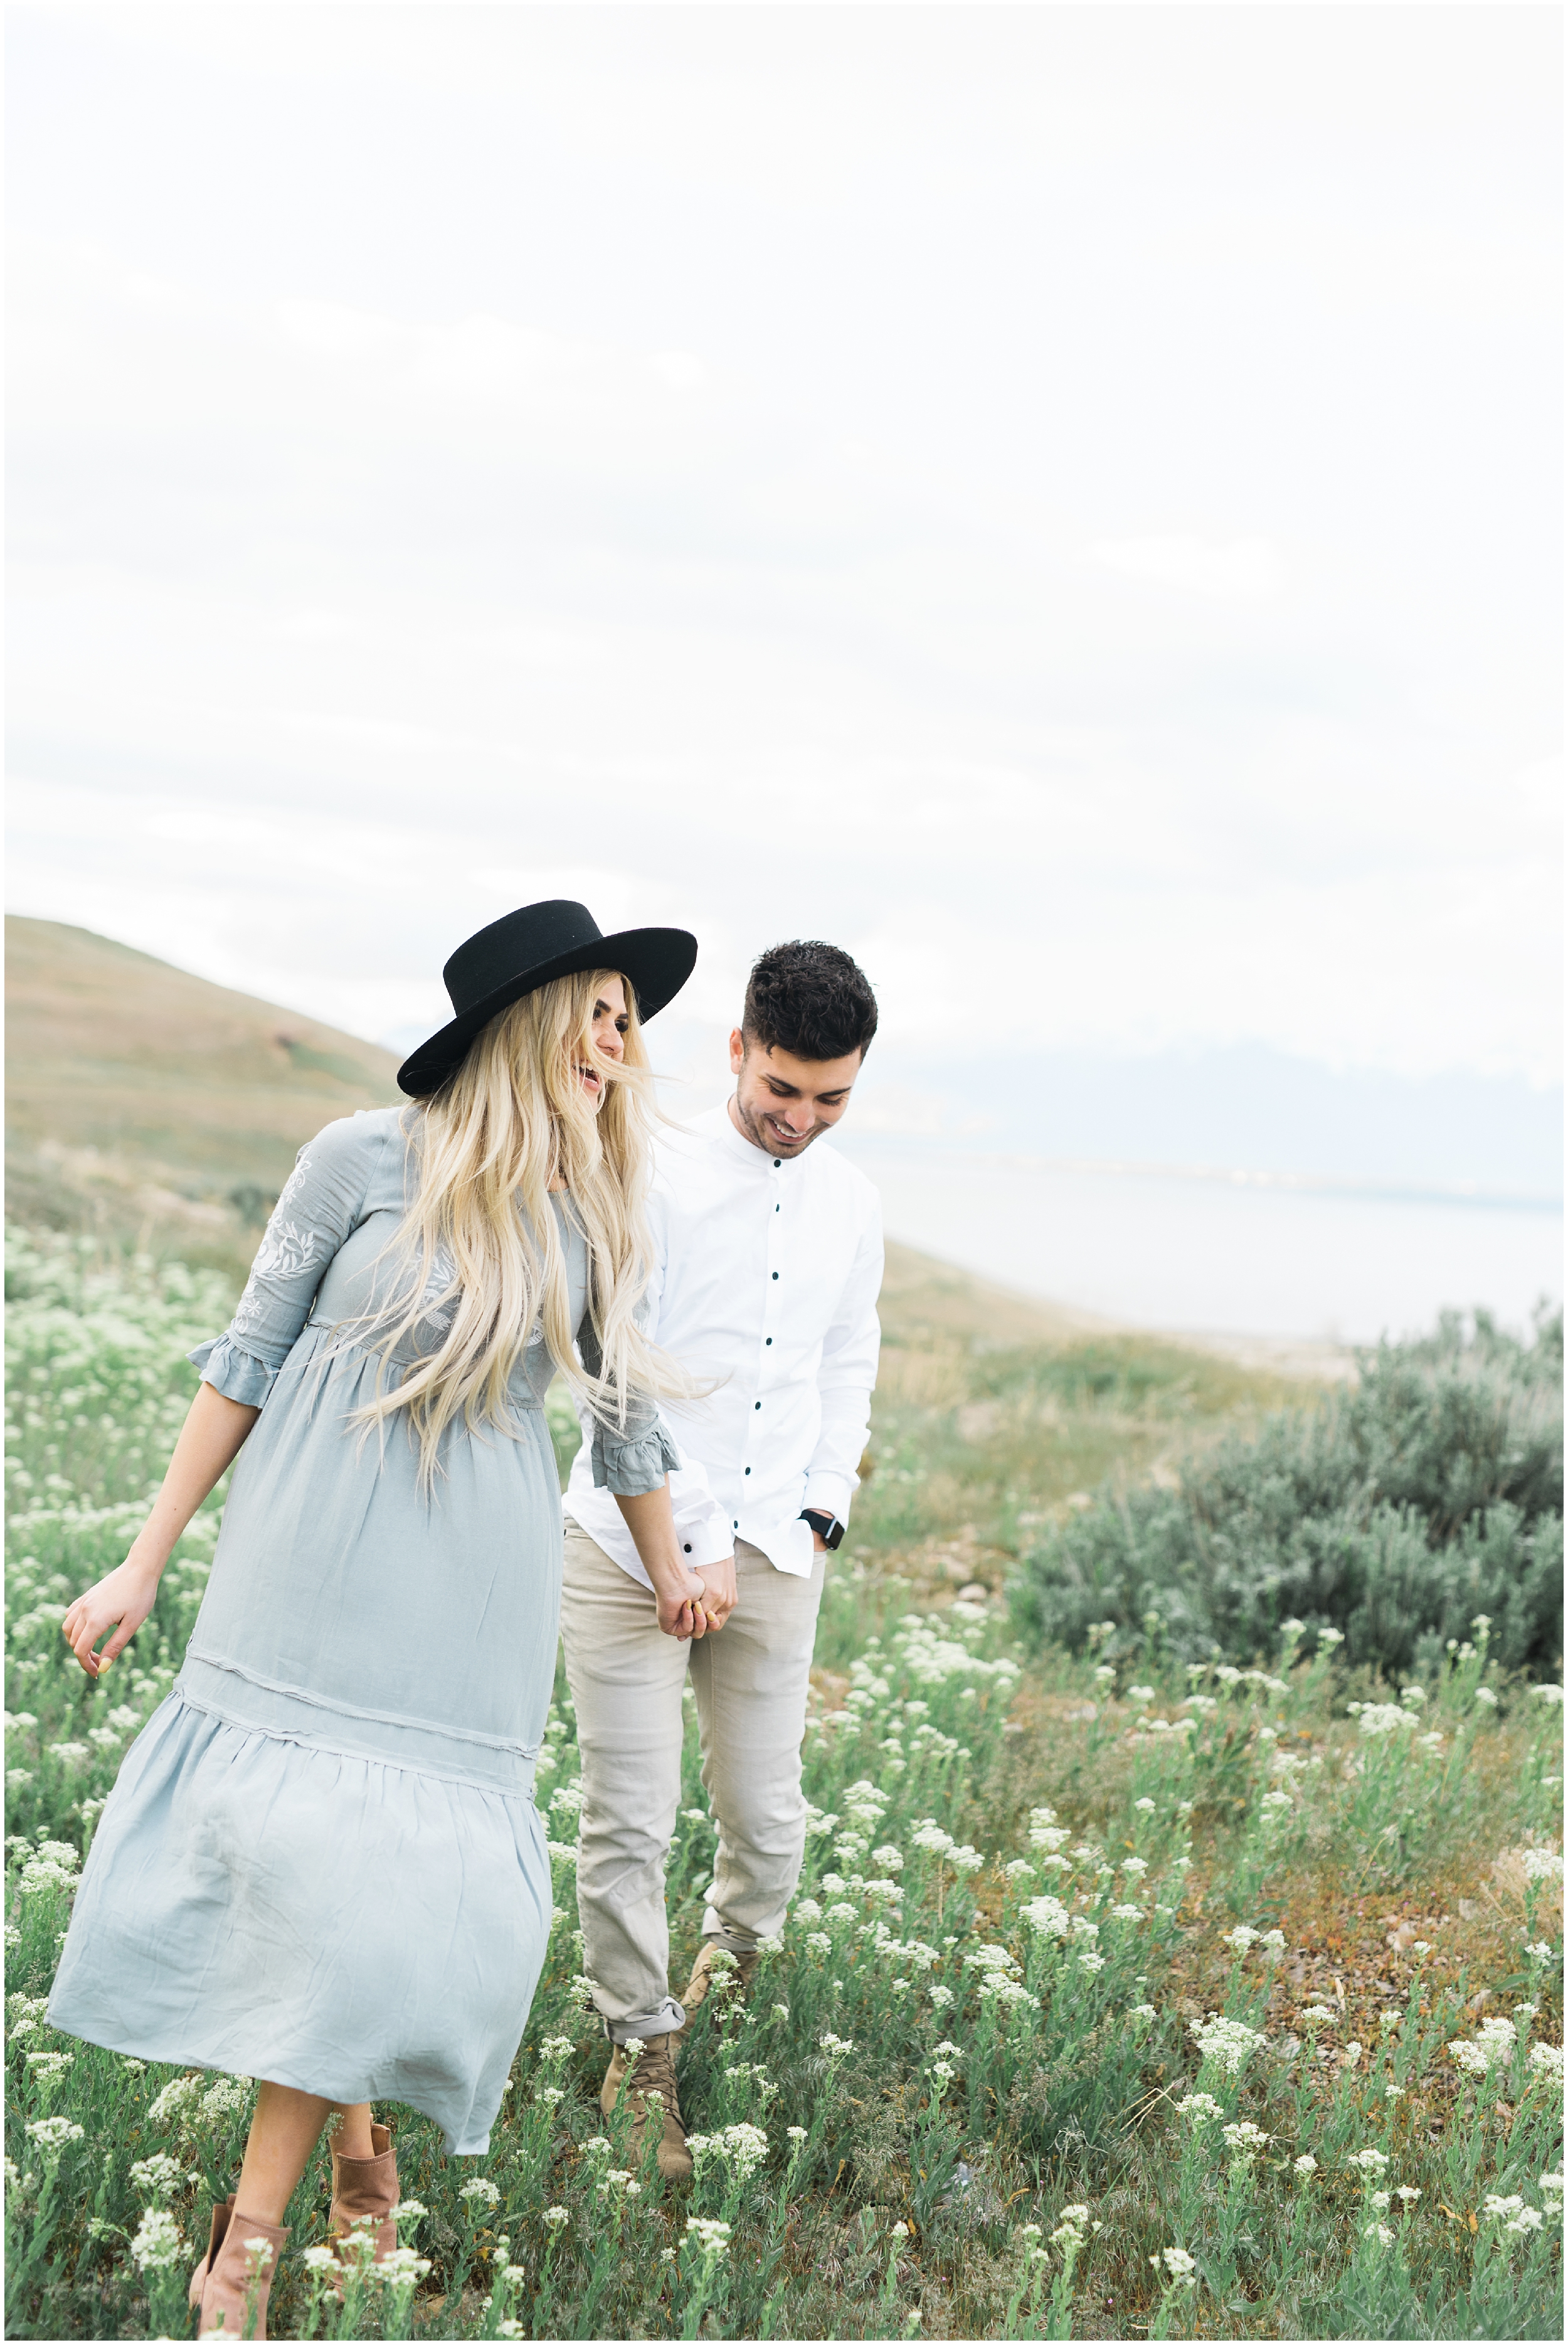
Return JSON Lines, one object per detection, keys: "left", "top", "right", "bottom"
{"left": 327, "top": 2120, "right": 400, "bottom": 2274}
{"left": 600, "top": 2034, "right": 692, "bottom": 2183}
{"left": 188, "top": 2196, "right": 289, "bottom": 2339}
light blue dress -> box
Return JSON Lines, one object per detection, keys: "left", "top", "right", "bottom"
{"left": 49, "top": 1107, "right": 677, "bottom": 2154}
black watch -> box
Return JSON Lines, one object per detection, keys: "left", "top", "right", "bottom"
{"left": 800, "top": 1508, "right": 845, "bottom": 1551}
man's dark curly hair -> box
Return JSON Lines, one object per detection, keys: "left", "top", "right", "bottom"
{"left": 741, "top": 940, "right": 879, "bottom": 1064}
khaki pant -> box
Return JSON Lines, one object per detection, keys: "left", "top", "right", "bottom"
{"left": 560, "top": 1523, "right": 826, "bottom": 2042}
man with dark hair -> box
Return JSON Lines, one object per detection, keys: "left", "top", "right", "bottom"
{"left": 561, "top": 940, "right": 883, "bottom": 2179}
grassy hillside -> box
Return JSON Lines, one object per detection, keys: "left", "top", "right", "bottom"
{"left": 5, "top": 917, "right": 403, "bottom": 1276}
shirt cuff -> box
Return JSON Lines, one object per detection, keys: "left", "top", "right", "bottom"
{"left": 670, "top": 1480, "right": 736, "bottom": 1568}
{"left": 188, "top": 1334, "right": 277, "bottom": 1408}
{"left": 802, "top": 1470, "right": 854, "bottom": 1526}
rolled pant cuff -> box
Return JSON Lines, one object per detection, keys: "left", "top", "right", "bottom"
{"left": 598, "top": 1994, "right": 687, "bottom": 2046}
{"left": 703, "top": 1919, "right": 763, "bottom": 1955}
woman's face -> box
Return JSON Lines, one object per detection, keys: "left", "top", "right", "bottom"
{"left": 575, "top": 974, "right": 628, "bottom": 1114}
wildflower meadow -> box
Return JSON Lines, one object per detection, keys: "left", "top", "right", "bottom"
{"left": 6, "top": 1227, "right": 1564, "bottom": 2339}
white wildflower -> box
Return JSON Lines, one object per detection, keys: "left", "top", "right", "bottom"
{"left": 686, "top": 2215, "right": 732, "bottom": 2259}
{"left": 1189, "top": 2014, "right": 1267, "bottom": 2076}
{"left": 130, "top": 2208, "right": 186, "bottom": 2271}
{"left": 128, "top": 2154, "right": 187, "bottom": 2199}
{"left": 1355, "top": 1704, "right": 1419, "bottom": 1738}
{"left": 1021, "top": 1895, "right": 1072, "bottom": 1938}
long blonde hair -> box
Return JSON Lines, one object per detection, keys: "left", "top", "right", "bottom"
{"left": 354, "top": 968, "right": 681, "bottom": 1482}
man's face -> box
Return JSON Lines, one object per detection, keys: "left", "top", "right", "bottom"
{"left": 728, "top": 1031, "right": 864, "bottom": 1157}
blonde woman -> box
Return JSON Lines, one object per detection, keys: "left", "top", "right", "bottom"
{"left": 49, "top": 900, "right": 718, "bottom": 2338}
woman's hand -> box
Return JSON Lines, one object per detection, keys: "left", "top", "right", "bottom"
{"left": 653, "top": 1573, "right": 706, "bottom": 1640}
{"left": 613, "top": 1482, "right": 709, "bottom": 1640}
{"left": 61, "top": 1554, "right": 162, "bottom": 1679}
{"left": 58, "top": 1380, "right": 258, "bottom": 1679}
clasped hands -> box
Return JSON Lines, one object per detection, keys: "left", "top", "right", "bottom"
{"left": 655, "top": 1552, "right": 737, "bottom": 1641}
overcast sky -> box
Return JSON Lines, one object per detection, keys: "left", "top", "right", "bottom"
{"left": 6, "top": 4, "right": 1562, "bottom": 1091}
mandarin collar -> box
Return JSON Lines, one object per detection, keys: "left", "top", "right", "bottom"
{"left": 712, "top": 1100, "right": 800, "bottom": 1173}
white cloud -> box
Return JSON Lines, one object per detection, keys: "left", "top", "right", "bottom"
{"left": 1090, "top": 538, "right": 1286, "bottom": 602}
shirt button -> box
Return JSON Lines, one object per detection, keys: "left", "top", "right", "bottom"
{"left": 773, "top": 1159, "right": 781, "bottom": 1167}
{"left": 744, "top": 1466, "right": 751, "bottom": 1476}
{"left": 771, "top": 1272, "right": 779, "bottom": 1280}
{"left": 733, "top": 1519, "right": 739, "bottom": 1530}
{"left": 683, "top": 1543, "right": 692, "bottom": 1554}
{"left": 765, "top": 1337, "right": 772, "bottom": 1346}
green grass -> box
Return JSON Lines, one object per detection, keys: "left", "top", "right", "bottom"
{"left": 6, "top": 1228, "right": 1564, "bottom": 2339}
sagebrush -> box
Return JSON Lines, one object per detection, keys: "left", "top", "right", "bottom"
{"left": 1012, "top": 1311, "right": 1564, "bottom": 1679}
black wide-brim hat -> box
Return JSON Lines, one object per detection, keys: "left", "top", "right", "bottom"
{"left": 397, "top": 900, "right": 698, "bottom": 1098}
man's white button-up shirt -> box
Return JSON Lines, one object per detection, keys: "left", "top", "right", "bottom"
{"left": 564, "top": 1102, "right": 883, "bottom": 1588}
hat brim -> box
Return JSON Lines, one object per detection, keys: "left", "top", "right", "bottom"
{"left": 396, "top": 926, "right": 697, "bottom": 1098}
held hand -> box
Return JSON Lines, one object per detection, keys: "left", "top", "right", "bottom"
{"left": 654, "top": 1565, "right": 707, "bottom": 1641}
{"left": 690, "top": 1555, "right": 738, "bottom": 1636}
{"left": 61, "top": 1553, "right": 162, "bottom": 1679}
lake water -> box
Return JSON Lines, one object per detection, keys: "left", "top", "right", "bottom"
{"left": 832, "top": 1139, "right": 1563, "bottom": 1346}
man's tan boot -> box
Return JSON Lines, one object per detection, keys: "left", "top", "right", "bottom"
{"left": 675, "top": 1941, "right": 760, "bottom": 2046}
{"left": 600, "top": 2033, "right": 692, "bottom": 2183}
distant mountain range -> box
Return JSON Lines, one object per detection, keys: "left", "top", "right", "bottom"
{"left": 636, "top": 1023, "right": 1563, "bottom": 1208}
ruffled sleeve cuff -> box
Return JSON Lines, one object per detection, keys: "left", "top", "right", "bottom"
{"left": 188, "top": 1334, "right": 278, "bottom": 1408}
{"left": 589, "top": 1416, "right": 683, "bottom": 1497}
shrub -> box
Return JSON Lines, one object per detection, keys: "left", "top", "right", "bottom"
{"left": 1010, "top": 1309, "right": 1564, "bottom": 1676}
